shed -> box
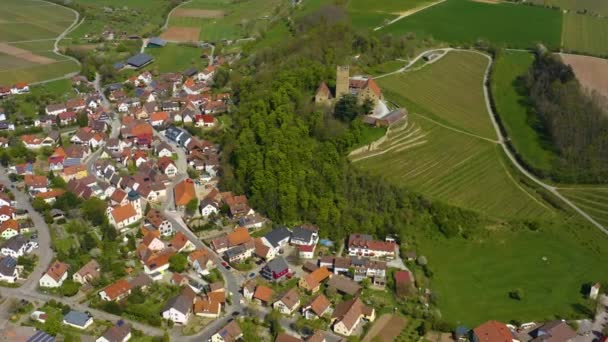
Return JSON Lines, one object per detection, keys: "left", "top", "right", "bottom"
{"left": 147, "top": 37, "right": 166, "bottom": 48}
{"left": 126, "top": 53, "right": 154, "bottom": 69}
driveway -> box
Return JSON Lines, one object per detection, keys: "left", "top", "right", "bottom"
{"left": 573, "top": 295, "right": 608, "bottom": 342}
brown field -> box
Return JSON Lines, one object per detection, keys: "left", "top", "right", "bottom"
{"left": 471, "top": 0, "right": 501, "bottom": 4}
{"left": 172, "top": 8, "right": 225, "bottom": 18}
{"left": 560, "top": 53, "right": 608, "bottom": 99}
{"left": 362, "top": 314, "right": 407, "bottom": 342}
{"left": 0, "top": 42, "right": 55, "bottom": 64}
{"left": 160, "top": 27, "right": 201, "bottom": 42}
{"left": 425, "top": 332, "right": 454, "bottom": 342}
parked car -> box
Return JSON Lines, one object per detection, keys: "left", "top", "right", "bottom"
{"left": 249, "top": 272, "right": 255, "bottom": 278}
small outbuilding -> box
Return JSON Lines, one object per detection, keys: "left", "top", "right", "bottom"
{"left": 147, "top": 37, "right": 166, "bottom": 48}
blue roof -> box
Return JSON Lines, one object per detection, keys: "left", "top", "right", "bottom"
{"left": 148, "top": 37, "right": 166, "bottom": 47}
{"left": 0, "top": 256, "right": 17, "bottom": 268}
{"left": 27, "top": 331, "right": 55, "bottom": 342}
{"left": 63, "top": 310, "right": 91, "bottom": 327}
{"left": 319, "top": 239, "right": 334, "bottom": 247}
{"left": 127, "top": 53, "right": 154, "bottom": 68}
{"left": 113, "top": 61, "right": 125, "bottom": 70}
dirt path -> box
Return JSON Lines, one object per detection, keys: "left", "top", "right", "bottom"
{"left": 374, "top": 0, "right": 447, "bottom": 31}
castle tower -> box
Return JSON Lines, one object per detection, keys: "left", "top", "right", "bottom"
{"left": 336, "top": 65, "right": 350, "bottom": 100}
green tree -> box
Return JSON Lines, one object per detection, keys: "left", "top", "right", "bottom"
{"left": 213, "top": 67, "right": 230, "bottom": 88}
{"left": 186, "top": 198, "right": 199, "bottom": 215}
{"left": 169, "top": 254, "right": 188, "bottom": 273}
{"left": 77, "top": 112, "right": 88, "bottom": 127}
{"left": 334, "top": 94, "right": 363, "bottom": 122}
{"left": 81, "top": 197, "right": 108, "bottom": 225}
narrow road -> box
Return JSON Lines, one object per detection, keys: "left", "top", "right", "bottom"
{"left": 373, "top": 0, "right": 447, "bottom": 31}
{"left": 154, "top": 131, "right": 244, "bottom": 341}
{"left": 0, "top": 169, "right": 53, "bottom": 294}
{"left": 162, "top": 0, "right": 193, "bottom": 31}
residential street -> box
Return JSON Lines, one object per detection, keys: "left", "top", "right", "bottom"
{"left": 0, "top": 168, "right": 52, "bottom": 294}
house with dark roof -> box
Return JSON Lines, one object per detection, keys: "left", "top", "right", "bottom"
{"left": 262, "top": 227, "right": 291, "bottom": 252}
{"left": 529, "top": 321, "right": 576, "bottom": 342}
{"left": 273, "top": 287, "right": 301, "bottom": 315}
{"left": 63, "top": 310, "right": 93, "bottom": 329}
{"left": 210, "top": 320, "right": 242, "bottom": 342}
{"left": 261, "top": 256, "right": 289, "bottom": 281}
{"left": 290, "top": 226, "right": 318, "bottom": 246}
{"left": 162, "top": 289, "right": 195, "bottom": 324}
{"left": 0, "top": 256, "right": 18, "bottom": 283}
{"left": 1, "top": 235, "right": 29, "bottom": 258}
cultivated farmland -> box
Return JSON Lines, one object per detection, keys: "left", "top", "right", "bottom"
{"left": 346, "top": 0, "right": 435, "bottom": 29}
{"left": 562, "top": 12, "right": 608, "bottom": 56}
{"left": 165, "top": 0, "right": 285, "bottom": 41}
{"left": 491, "top": 51, "right": 555, "bottom": 174}
{"left": 355, "top": 51, "right": 553, "bottom": 219}
{"left": 560, "top": 53, "right": 608, "bottom": 99}
{"left": 0, "top": 0, "right": 79, "bottom": 85}
{"left": 145, "top": 43, "right": 209, "bottom": 73}
{"left": 379, "top": 0, "right": 562, "bottom": 49}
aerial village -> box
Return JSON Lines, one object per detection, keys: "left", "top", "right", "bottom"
{"left": 0, "top": 38, "right": 587, "bottom": 342}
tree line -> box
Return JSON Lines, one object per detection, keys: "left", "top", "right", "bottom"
{"left": 522, "top": 51, "right": 608, "bottom": 183}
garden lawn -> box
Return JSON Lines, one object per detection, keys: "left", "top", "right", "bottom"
{"left": 379, "top": 0, "right": 562, "bottom": 49}
{"left": 562, "top": 12, "right": 608, "bottom": 57}
{"left": 145, "top": 43, "right": 208, "bottom": 73}
{"left": 415, "top": 215, "right": 608, "bottom": 325}
{"left": 491, "top": 50, "right": 555, "bottom": 173}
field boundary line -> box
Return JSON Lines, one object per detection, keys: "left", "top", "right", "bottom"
{"left": 374, "top": 0, "right": 447, "bottom": 31}
{"left": 497, "top": 155, "right": 553, "bottom": 213}
{"left": 410, "top": 112, "right": 499, "bottom": 144}
{"left": 163, "top": 0, "right": 193, "bottom": 31}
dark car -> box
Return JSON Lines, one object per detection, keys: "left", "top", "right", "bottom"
{"left": 249, "top": 272, "right": 255, "bottom": 278}
{"left": 232, "top": 311, "right": 240, "bottom": 316}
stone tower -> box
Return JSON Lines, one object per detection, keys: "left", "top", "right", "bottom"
{"left": 336, "top": 65, "right": 350, "bottom": 100}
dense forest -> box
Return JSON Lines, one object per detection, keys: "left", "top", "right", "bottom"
{"left": 219, "top": 12, "right": 484, "bottom": 242}
{"left": 523, "top": 51, "right": 608, "bottom": 183}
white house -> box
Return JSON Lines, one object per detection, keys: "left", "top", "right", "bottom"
{"left": 39, "top": 261, "right": 69, "bottom": 288}
{"left": 162, "top": 294, "right": 192, "bottom": 325}
{"left": 1, "top": 235, "right": 29, "bottom": 258}
{"left": 0, "top": 220, "right": 19, "bottom": 239}
{"left": 200, "top": 199, "right": 219, "bottom": 217}
{"left": 0, "top": 257, "right": 19, "bottom": 283}
{"left": 108, "top": 204, "right": 141, "bottom": 230}
{"left": 272, "top": 288, "right": 300, "bottom": 315}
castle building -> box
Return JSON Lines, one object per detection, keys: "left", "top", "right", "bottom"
{"left": 315, "top": 66, "right": 384, "bottom": 107}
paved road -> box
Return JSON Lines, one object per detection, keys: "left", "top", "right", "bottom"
{"left": 154, "top": 131, "right": 244, "bottom": 341}
{"left": 0, "top": 169, "right": 52, "bottom": 294}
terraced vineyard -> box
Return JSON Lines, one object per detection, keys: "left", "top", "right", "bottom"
{"left": 379, "top": 51, "right": 496, "bottom": 139}
{"left": 353, "top": 50, "right": 554, "bottom": 219}
{"left": 558, "top": 188, "right": 608, "bottom": 227}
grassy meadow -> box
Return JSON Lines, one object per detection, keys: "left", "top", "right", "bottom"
{"left": 167, "top": 0, "right": 285, "bottom": 41}
{"left": 491, "top": 51, "right": 556, "bottom": 173}
{"left": 378, "top": 0, "right": 562, "bottom": 49}
{"left": 562, "top": 12, "right": 608, "bottom": 56}
{"left": 145, "top": 43, "right": 208, "bottom": 73}
{"left": 414, "top": 214, "right": 608, "bottom": 325}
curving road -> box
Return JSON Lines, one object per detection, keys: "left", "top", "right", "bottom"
{"left": 376, "top": 48, "right": 608, "bottom": 235}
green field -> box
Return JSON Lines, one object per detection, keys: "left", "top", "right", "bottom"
{"left": 347, "top": 0, "right": 432, "bottom": 29}
{"left": 491, "top": 51, "right": 556, "bottom": 173}
{"left": 378, "top": 0, "right": 562, "bottom": 49}
{"left": 562, "top": 12, "right": 608, "bottom": 56}
{"left": 532, "top": 0, "right": 608, "bottom": 16}
{"left": 380, "top": 51, "right": 496, "bottom": 139}
{"left": 0, "top": 0, "right": 80, "bottom": 85}
{"left": 559, "top": 187, "right": 608, "bottom": 227}
{"left": 416, "top": 215, "right": 608, "bottom": 325}
{"left": 355, "top": 51, "right": 553, "bottom": 219}
{"left": 145, "top": 43, "right": 208, "bottom": 73}
{"left": 167, "top": 0, "right": 285, "bottom": 41}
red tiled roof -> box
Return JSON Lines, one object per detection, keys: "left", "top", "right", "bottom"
{"left": 174, "top": 178, "right": 196, "bottom": 206}
{"left": 102, "top": 279, "right": 132, "bottom": 300}
{"left": 473, "top": 320, "right": 513, "bottom": 342}
{"left": 111, "top": 203, "right": 138, "bottom": 223}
